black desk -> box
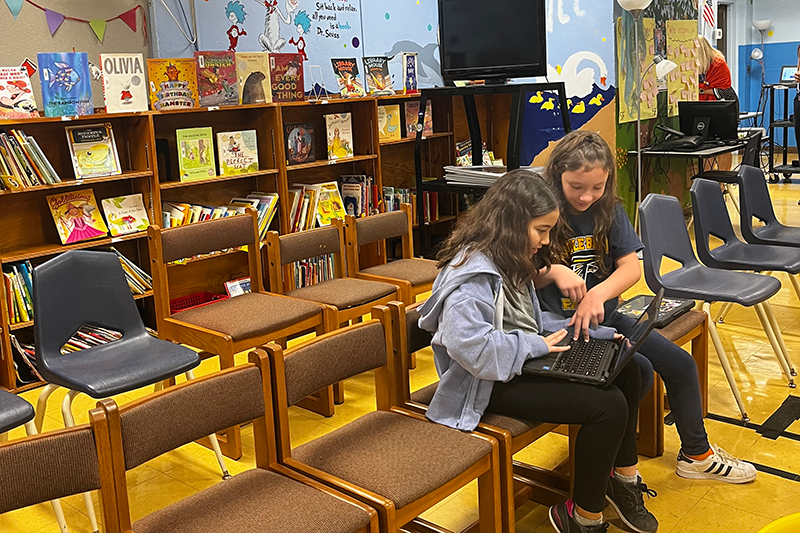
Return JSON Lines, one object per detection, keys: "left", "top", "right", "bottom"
{"left": 629, "top": 141, "right": 746, "bottom": 178}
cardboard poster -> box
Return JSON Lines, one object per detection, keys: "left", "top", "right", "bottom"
{"left": 666, "top": 20, "right": 700, "bottom": 117}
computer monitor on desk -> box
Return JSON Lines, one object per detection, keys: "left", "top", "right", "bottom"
{"left": 678, "top": 100, "right": 739, "bottom": 141}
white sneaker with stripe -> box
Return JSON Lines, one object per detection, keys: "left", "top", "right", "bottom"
{"left": 676, "top": 444, "right": 757, "bottom": 483}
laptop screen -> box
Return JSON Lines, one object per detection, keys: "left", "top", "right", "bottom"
{"left": 610, "top": 289, "right": 664, "bottom": 373}
{"left": 780, "top": 66, "right": 797, "bottom": 83}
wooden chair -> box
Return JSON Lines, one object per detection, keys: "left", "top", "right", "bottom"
{"left": 344, "top": 204, "right": 439, "bottom": 305}
{"left": 148, "top": 210, "right": 336, "bottom": 459}
{"left": 388, "top": 301, "right": 575, "bottom": 533}
{"left": 637, "top": 309, "right": 709, "bottom": 458}
{"left": 260, "top": 307, "right": 502, "bottom": 533}
{"left": 90, "top": 354, "right": 378, "bottom": 533}
{"left": 0, "top": 412, "right": 117, "bottom": 533}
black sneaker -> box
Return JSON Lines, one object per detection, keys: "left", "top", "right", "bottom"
{"left": 605, "top": 474, "right": 659, "bottom": 533}
{"left": 549, "top": 499, "right": 609, "bottom": 533}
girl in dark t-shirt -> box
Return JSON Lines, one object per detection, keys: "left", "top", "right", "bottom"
{"left": 537, "top": 131, "right": 757, "bottom": 486}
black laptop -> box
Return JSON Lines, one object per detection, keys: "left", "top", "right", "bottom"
{"left": 522, "top": 289, "right": 663, "bottom": 385}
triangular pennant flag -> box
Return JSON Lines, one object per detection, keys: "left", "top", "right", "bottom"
{"left": 89, "top": 19, "right": 107, "bottom": 42}
{"left": 4, "top": 0, "right": 23, "bottom": 19}
{"left": 119, "top": 7, "right": 137, "bottom": 33}
{"left": 45, "top": 10, "right": 65, "bottom": 36}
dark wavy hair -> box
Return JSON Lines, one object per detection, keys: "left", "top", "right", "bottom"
{"left": 543, "top": 130, "right": 619, "bottom": 277}
{"left": 436, "top": 169, "right": 559, "bottom": 290}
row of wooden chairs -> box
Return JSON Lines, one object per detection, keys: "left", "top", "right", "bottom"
{"left": 1, "top": 303, "right": 508, "bottom": 533}
{"left": 146, "top": 204, "right": 438, "bottom": 458}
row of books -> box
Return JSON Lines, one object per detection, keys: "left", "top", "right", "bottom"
{"left": 111, "top": 247, "right": 153, "bottom": 295}
{"left": 3, "top": 261, "right": 33, "bottom": 324}
{"left": 0, "top": 129, "right": 61, "bottom": 189}
{"left": 293, "top": 255, "right": 336, "bottom": 290}
{"left": 382, "top": 187, "right": 413, "bottom": 213}
{"left": 161, "top": 192, "right": 278, "bottom": 240}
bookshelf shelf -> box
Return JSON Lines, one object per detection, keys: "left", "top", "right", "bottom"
{"left": 285, "top": 154, "right": 378, "bottom": 172}
{"left": 380, "top": 132, "right": 453, "bottom": 146}
{"left": 0, "top": 171, "right": 154, "bottom": 197}
{"left": 5, "top": 231, "right": 146, "bottom": 263}
{"left": 159, "top": 169, "right": 279, "bottom": 190}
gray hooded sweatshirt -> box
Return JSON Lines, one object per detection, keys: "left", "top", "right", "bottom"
{"left": 417, "top": 249, "right": 616, "bottom": 431}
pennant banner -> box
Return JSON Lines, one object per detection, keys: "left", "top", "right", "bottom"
{"left": 4, "top": 0, "right": 23, "bottom": 19}
{"left": 88, "top": 19, "right": 106, "bottom": 42}
{"left": 45, "top": 9, "right": 64, "bottom": 35}
{"left": 119, "top": 7, "right": 137, "bottom": 33}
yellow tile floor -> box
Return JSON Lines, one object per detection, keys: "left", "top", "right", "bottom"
{"left": 4, "top": 181, "right": 800, "bottom": 532}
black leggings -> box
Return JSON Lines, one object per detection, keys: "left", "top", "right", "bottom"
{"left": 486, "top": 358, "right": 642, "bottom": 513}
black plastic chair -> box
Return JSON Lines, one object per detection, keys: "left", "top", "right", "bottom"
{"left": 0, "top": 390, "right": 69, "bottom": 531}
{"left": 739, "top": 165, "right": 800, "bottom": 247}
{"left": 31, "top": 250, "right": 213, "bottom": 533}
{"left": 640, "top": 194, "right": 782, "bottom": 421}
{"left": 690, "top": 178, "right": 797, "bottom": 386}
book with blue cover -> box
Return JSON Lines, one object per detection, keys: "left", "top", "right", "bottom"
{"left": 37, "top": 52, "right": 93, "bottom": 117}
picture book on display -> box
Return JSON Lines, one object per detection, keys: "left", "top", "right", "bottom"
{"left": 325, "top": 113, "right": 353, "bottom": 160}
{"left": 330, "top": 58, "right": 365, "bottom": 97}
{"left": 378, "top": 105, "right": 401, "bottom": 142}
{"left": 176, "top": 127, "right": 216, "bottom": 181}
{"left": 0, "top": 66, "right": 38, "bottom": 118}
{"left": 285, "top": 122, "right": 315, "bottom": 165}
{"left": 236, "top": 52, "right": 272, "bottom": 104}
{"left": 217, "top": 130, "right": 259, "bottom": 175}
{"left": 225, "top": 277, "right": 252, "bottom": 297}
{"left": 37, "top": 52, "right": 93, "bottom": 117}
{"left": 100, "top": 193, "right": 150, "bottom": 236}
{"left": 404, "top": 100, "right": 433, "bottom": 138}
{"left": 362, "top": 57, "right": 394, "bottom": 95}
{"left": 402, "top": 52, "right": 418, "bottom": 94}
{"left": 100, "top": 53, "right": 148, "bottom": 113}
{"left": 269, "top": 53, "right": 304, "bottom": 102}
{"left": 46, "top": 188, "right": 109, "bottom": 245}
{"left": 314, "top": 182, "right": 347, "bottom": 227}
{"left": 65, "top": 123, "right": 122, "bottom": 178}
{"left": 146, "top": 59, "right": 199, "bottom": 110}
{"left": 194, "top": 51, "right": 239, "bottom": 107}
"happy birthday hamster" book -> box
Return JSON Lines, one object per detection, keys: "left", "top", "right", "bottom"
{"left": 194, "top": 51, "right": 239, "bottom": 107}
{"left": 37, "top": 52, "right": 93, "bottom": 117}
{"left": 46, "top": 189, "right": 109, "bottom": 245}
{"left": 100, "top": 53, "right": 148, "bottom": 113}
{"left": 146, "top": 58, "right": 199, "bottom": 110}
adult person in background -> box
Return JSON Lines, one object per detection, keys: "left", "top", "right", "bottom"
{"left": 698, "top": 35, "right": 740, "bottom": 117}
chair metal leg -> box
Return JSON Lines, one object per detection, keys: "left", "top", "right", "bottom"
{"left": 185, "top": 370, "right": 231, "bottom": 480}
{"left": 34, "top": 383, "right": 59, "bottom": 432}
{"left": 756, "top": 302, "right": 796, "bottom": 386}
{"left": 703, "top": 302, "right": 749, "bottom": 421}
{"left": 725, "top": 184, "right": 741, "bottom": 214}
{"left": 715, "top": 302, "right": 734, "bottom": 324}
{"left": 60, "top": 390, "right": 99, "bottom": 533}
{"left": 763, "top": 299, "right": 796, "bottom": 376}
{"left": 790, "top": 274, "right": 800, "bottom": 307}
{"left": 24, "top": 420, "right": 70, "bottom": 533}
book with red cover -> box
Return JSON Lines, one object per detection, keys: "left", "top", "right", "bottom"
{"left": 194, "top": 51, "right": 239, "bottom": 107}
{"left": 269, "top": 53, "right": 304, "bottom": 102}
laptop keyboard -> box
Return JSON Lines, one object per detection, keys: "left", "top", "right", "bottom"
{"left": 554, "top": 340, "right": 606, "bottom": 376}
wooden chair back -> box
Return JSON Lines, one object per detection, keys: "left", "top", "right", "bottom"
{"left": 344, "top": 204, "right": 414, "bottom": 276}
{"left": 265, "top": 220, "right": 346, "bottom": 293}
{"left": 147, "top": 210, "right": 265, "bottom": 326}
{"left": 387, "top": 301, "right": 430, "bottom": 406}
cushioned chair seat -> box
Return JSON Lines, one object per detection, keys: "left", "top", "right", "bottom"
{"left": 655, "top": 310, "right": 706, "bottom": 343}
{"left": 0, "top": 390, "right": 35, "bottom": 434}
{"left": 133, "top": 469, "right": 371, "bottom": 533}
{"left": 172, "top": 292, "right": 321, "bottom": 341}
{"left": 286, "top": 278, "right": 396, "bottom": 310}
{"left": 42, "top": 334, "right": 200, "bottom": 398}
{"left": 660, "top": 266, "right": 780, "bottom": 306}
{"left": 360, "top": 259, "right": 439, "bottom": 287}
{"left": 411, "top": 383, "right": 537, "bottom": 438}
{"left": 293, "top": 410, "right": 492, "bottom": 509}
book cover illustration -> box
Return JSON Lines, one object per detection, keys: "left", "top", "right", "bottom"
{"left": 65, "top": 123, "right": 122, "bottom": 178}
{"left": 377, "top": 105, "right": 401, "bottom": 142}
{"left": 146, "top": 59, "right": 199, "bottom": 110}
{"left": 362, "top": 57, "right": 394, "bottom": 95}
{"left": 100, "top": 54, "right": 148, "bottom": 113}
{"left": 101, "top": 193, "right": 150, "bottom": 236}
{"left": 285, "top": 122, "right": 315, "bottom": 165}
{"left": 404, "top": 100, "right": 433, "bottom": 138}
{"left": 236, "top": 52, "right": 272, "bottom": 104}
{"left": 46, "top": 189, "right": 109, "bottom": 245}
{"left": 315, "top": 182, "right": 347, "bottom": 227}
{"left": 176, "top": 127, "right": 216, "bottom": 181}
{"left": 402, "top": 52, "right": 418, "bottom": 94}
{"left": 331, "top": 58, "right": 365, "bottom": 97}
{"left": 0, "top": 66, "right": 38, "bottom": 119}
{"left": 269, "top": 53, "right": 304, "bottom": 102}
{"left": 325, "top": 113, "right": 353, "bottom": 160}
{"left": 217, "top": 130, "right": 259, "bottom": 175}
{"left": 37, "top": 52, "right": 93, "bottom": 117}
{"left": 194, "top": 51, "right": 239, "bottom": 107}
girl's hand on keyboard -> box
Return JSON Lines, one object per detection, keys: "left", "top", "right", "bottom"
{"left": 544, "top": 329, "right": 571, "bottom": 353}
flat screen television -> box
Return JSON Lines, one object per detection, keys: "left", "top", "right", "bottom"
{"left": 438, "top": 0, "right": 547, "bottom": 83}
{"left": 678, "top": 100, "right": 738, "bottom": 141}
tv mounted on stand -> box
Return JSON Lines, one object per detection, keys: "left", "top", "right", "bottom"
{"left": 437, "top": 0, "right": 547, "bottom": 85}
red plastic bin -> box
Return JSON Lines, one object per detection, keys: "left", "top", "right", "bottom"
{"left": 170, "top": 292, "right": 228, "bottom": 314}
